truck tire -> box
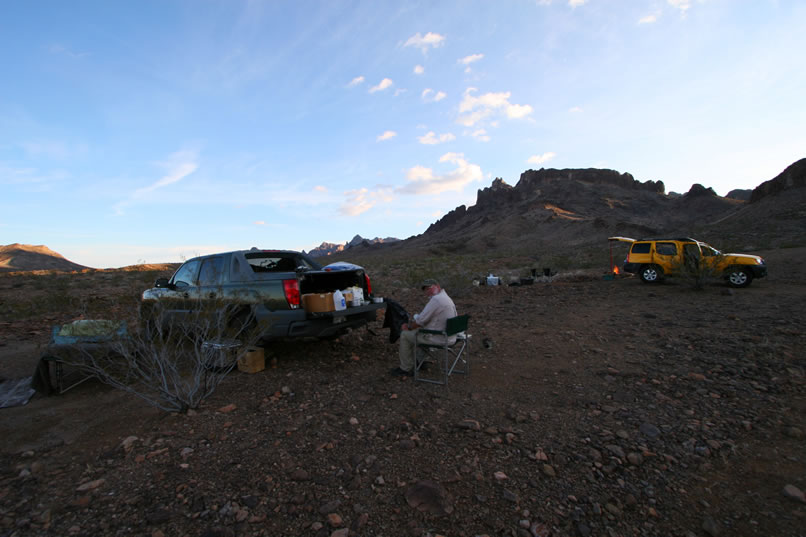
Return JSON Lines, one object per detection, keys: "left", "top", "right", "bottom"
{"left": 224, "top": 309, "right": 256, "bottom": 342}
{"left": 726, "top": 268, "right": 753, "bottom": 288}
{"left": 639, "top": 264, "right": 663, "bottom": 283}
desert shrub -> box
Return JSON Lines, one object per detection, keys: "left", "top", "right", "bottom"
{"left": 58, "top": 298, "right": 265, "bottom": 413}
{"left": 670, "top": 249, "right": 726, "bottom": 290}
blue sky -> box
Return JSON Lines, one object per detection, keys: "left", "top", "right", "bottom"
{"left": 1, "top": 0, "right": 804, "bottom": 268}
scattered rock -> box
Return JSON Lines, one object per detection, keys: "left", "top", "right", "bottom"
{"left": 783, "top": 484, "right": 805, "bottom": 503}
{"left": 404, "top": 480, "right": 453, "bottom": 515}
{"left": 639, "top": 423, "right": 661, "bottom": 439}
{"left": 458, "top": 419, "right": 481, "bottom": 431}
{"left": 702, "top": 516, "right": 721, "bottom": 536}
{"left": 75, "top": 479, "right": 105, "bottom": 492}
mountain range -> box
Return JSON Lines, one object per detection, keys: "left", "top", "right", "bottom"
{"left": 306, "top": 235, "right": 401, "bottom": 258}
{"left": 3, "top": 158, "right": 804, "bottom": 272}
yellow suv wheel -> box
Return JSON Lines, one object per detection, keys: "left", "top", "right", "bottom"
{"left": 639, "top": 264, "right": 663, "bottom": 283}
{"left": 726, "top": 268, "right": 752, "bottom": 288}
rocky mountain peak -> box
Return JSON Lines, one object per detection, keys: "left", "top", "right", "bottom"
{"left": 684, "top": 183, "right": 718, "bottom": 197}
{"left": 750, "top": 158, "right": 806, "bottom": 203}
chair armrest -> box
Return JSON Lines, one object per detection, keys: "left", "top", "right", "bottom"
{"left": 418, "top": 328, "right": 446, "bottom": 335}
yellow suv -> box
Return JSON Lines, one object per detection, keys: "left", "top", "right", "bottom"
{"left": 610, "top": 237, "right": 767, "bottom": 288}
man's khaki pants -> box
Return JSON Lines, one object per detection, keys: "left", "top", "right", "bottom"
{"left": 398, "top": 330, "right": 451, "bottom": 372}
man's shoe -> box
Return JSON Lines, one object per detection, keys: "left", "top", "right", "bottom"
{"left": 390, "top": 367, "right": 413, "bottom": 377}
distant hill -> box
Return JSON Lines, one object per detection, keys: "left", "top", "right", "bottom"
{"left": 325, "top": 159, "right": 806, "bottom": 267}
{"left": 308, "top": 235, "right": 400, "bottom": 257}
{"left": 0, "top": 244, "right": 89, "bottom": 273}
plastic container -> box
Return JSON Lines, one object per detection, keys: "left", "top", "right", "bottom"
{"left": 351, "top": 286, "right": 363, "bottom": 306}
{"left": 333, "top": 290, "right": 347, "bottom": 311}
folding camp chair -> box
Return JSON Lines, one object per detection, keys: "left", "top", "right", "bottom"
{"left": 414, "top": 314, "right": 470, "bottom": 385}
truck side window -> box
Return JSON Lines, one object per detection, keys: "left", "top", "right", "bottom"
{"left": 631, "top": 243, "right": 651, "bottom": 254}
{"left": 172, "top": 259, "right": 201, "bottom": 288}
{"left": 656, "top": 242, "right": 677, "bottom": 255}
{"left": 199, "top": 257, "right": 225, "bottom": 286}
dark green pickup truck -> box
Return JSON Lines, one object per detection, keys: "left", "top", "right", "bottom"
{"left": 141, "top": 249, "right": 384, "bottom": 342}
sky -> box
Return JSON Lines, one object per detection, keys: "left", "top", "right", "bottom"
{"left": 1, "top": 0, "right": 805, "bottom": 268}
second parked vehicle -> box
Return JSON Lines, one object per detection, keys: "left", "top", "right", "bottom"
{"left": 610, "top": 237, "right": 767, "bottom": 288}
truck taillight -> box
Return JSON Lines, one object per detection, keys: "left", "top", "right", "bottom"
{"left": 283, "top": 279, "right": 301, "bottom": 309}
{"left": 364, "top": 273, "right": 373, "bottom": 295}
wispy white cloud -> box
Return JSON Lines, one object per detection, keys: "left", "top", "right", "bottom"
{"left": 569, "top": 0, "right": 587, "bottom": 7}
{"left": 314, "top": 185, "right": 328, "bottom": 192}
{"left": 527, "top": 152, "right": 556, "bottom": 165}
{"left": 456, "top": 88, "right": 533, "bottom": 126}
{"left": 638, "top": 14, "right": 658, "bottom": 24}
{"left": 421, "top": 88, "right": 447, "bottom": 102}
{"left": 369, "top": 78, "right": 393, "bottom": 93}
{"left": 470, "top": 129, "right": 491, "bottom": 142}
{"left": 459, "top": 53, "right": 484, "bottom": 73}
{"left": 459, "top": 53, "right": 484, "bottom": 66}
{"left": 397, "top": 153, "right": 482, "bottom": 195}
{"left": 338, "top": 186, "right": 395, "bottom": 216}
{"left": 48, "top": 43, "right": 88, "bottom": 59}
{"left": 114, "top": 149, "right": 199, "bottom": 215}
{"left": 0, "top": 163, "right": 68, "bottom": 189}
{"left": 417, "top": 131, "right": 456, "bottom": 145}
{"left": 668, "top": 0, "right": 691, "bottom": 13}
{"left": 569, "top": 106, "right": 583, "bottom": 113}
{"left": 414, "top": 65, "right": 425, "bottom": 75}
{"left": 377, "top": 130, "right": 397, "bottom": 142}
{"left": 254, "top": 220, "right": 266, "bottom": 226}
{"left": 394, "top": 88, "right": 407, "bottom": 97}
{"left": 403, "top": 32, "right": 446, "bottom": 53}
{"left": 19, "top": 139, "right": 89, "bottom": 159}
{"left": 347, "top": 76, "right": 365, "bottom": 87}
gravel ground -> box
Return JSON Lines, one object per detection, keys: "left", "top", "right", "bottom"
{"left": 0, "top": 253, "right": 805, "bottom": 537}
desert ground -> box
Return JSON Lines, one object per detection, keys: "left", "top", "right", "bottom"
{"left": 0, "top": 247, "right": 804, "bottom": 537}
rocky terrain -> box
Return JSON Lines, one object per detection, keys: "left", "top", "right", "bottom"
{"left": 0, "top": 159, "right": 804, "bottom": 536}
{"left": 0, "top": 249, "right": 805, "bottom": 537}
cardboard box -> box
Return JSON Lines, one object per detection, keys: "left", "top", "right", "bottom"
{"left": 302, "top": 292, "right": 336, "bottom": 313}
{"left": 238, "top": 347, "right": 265, "bottom": 373}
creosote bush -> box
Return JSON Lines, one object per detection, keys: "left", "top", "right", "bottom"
{"left": 60, "top": 299, "right": 265, "bottom": 413}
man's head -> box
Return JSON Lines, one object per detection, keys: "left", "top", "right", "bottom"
{"left": 420, "top": 278, "right": 441, "bottom": 296}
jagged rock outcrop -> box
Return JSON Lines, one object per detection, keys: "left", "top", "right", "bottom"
{"left": 416, "top": 167, "right": 744, "bottom": 254}
{"left": 750, "top": 158, "right": 806, "bottom": 203}
{"left": 517, "top": 168, "right": 665, "bottom": 195}
{"left": 684, "top": 184, "right": 717, "bottom": 198}
{"left": 726, "top": 189, "right": 752, "bottom": 201}
{"left": 308, "top": 235, "right": 400, "bottom": 257}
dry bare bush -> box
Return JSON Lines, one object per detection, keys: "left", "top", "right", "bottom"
{"left": 672, "top": 247, "right": 726, "bottom": 290}
{"left": 59, "top": 299, "right": 264, "bottom": 413}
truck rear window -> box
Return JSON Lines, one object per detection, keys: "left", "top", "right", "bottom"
{"left": 631, "top": 243, "right": 651, "bottom": 254}
{"left": 243, "top": 253, "right": 316, "bottom": 273}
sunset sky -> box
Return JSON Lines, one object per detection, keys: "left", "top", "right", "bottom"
{"left": 2, "top": 0, "right": 804, "bottom": 267}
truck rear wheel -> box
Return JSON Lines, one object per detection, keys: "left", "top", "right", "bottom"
{"left": 640, "top": 265, "right": 663, "bottom": 283}
{"left": 726, "top": 268, "right": 752, "bottom": 288}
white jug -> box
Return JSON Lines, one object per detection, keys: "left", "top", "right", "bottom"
{"left": 333, "top": 290, "right": 347, "bottom": 311}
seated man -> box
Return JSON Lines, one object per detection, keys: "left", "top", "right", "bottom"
{"left": 391, "top": 278, "right": 458, "bottom": 377}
